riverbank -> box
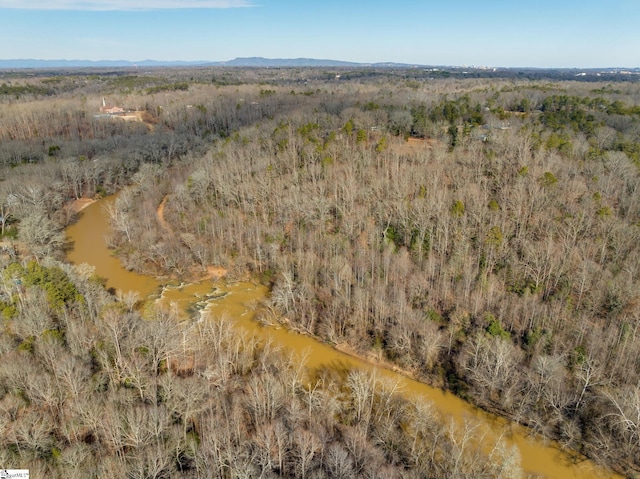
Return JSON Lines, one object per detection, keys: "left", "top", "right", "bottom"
{"left": 68, "top": 197, "right": 96, "bottom": 213}
{"left": 65, "top": 194, "right": 624, "bottom": 479}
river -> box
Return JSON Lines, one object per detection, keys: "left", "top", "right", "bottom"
{"left": 65, "top": 196, "right": 621, "bottom": 479}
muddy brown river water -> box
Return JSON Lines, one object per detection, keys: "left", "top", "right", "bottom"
{"left": 65, "top": 197, "right": 621, "bottom": 479}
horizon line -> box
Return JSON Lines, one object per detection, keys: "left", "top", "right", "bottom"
{"left": 0, "top": 58, "right": 638, "bottom": 71}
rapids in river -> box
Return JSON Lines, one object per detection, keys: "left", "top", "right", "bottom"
{"left": 65, "top": 196, "right": 621, "bottom": 479}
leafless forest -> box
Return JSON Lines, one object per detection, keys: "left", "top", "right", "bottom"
{"left": 1, "top": 67, "right": 640, "bottom": 477}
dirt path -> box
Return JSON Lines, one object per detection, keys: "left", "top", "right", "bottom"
{"left": 156, "top": 195, "right": 172, "bottom": 234}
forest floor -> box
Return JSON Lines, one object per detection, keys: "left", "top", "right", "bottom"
{"left": 390, "top": 137, "right": 438, "bottom": 156}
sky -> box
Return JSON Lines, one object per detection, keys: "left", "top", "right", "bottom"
{"left": 0, "top": 0, "right": 637, "bottom": 68}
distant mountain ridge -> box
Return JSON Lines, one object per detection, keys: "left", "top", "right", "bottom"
{"left": 218, "top": 57, "right": 362, "bottom": 67}
{"left": 1, "top": 57, "right": 637, "bottom": 71}
{"left": 0, "top": 59, "right": 211, "bottom": 68}
{"left": 0, "top": 57, "right": 422, "bottom": 69}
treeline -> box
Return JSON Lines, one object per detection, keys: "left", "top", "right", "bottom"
{"left": 1, "top": 69, "right": 640, "bottom": 475}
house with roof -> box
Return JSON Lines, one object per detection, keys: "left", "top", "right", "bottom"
{"left": 99, "top": 98, "right": 125, "bottom": 115}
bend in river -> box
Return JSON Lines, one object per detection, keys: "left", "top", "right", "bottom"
{"left": 65, "top": 196, "right": 621, "bottom": 479}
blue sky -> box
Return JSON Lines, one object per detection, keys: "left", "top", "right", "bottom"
{"left": 0, "top": 0, "right": 637, "bottom": 68}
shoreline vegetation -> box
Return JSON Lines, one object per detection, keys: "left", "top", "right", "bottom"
{"left": 66, "top": 192, "right": 619, "bottom": 479}
{"left": 0, "top": 66, "right": 639, "bottom": 477}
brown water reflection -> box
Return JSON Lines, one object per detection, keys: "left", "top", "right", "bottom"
{"left": 65, "top": 198, "right": 159, "bottom": 297}
{"left": 65, "top": 197, "right": 621, "bottom": 479}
